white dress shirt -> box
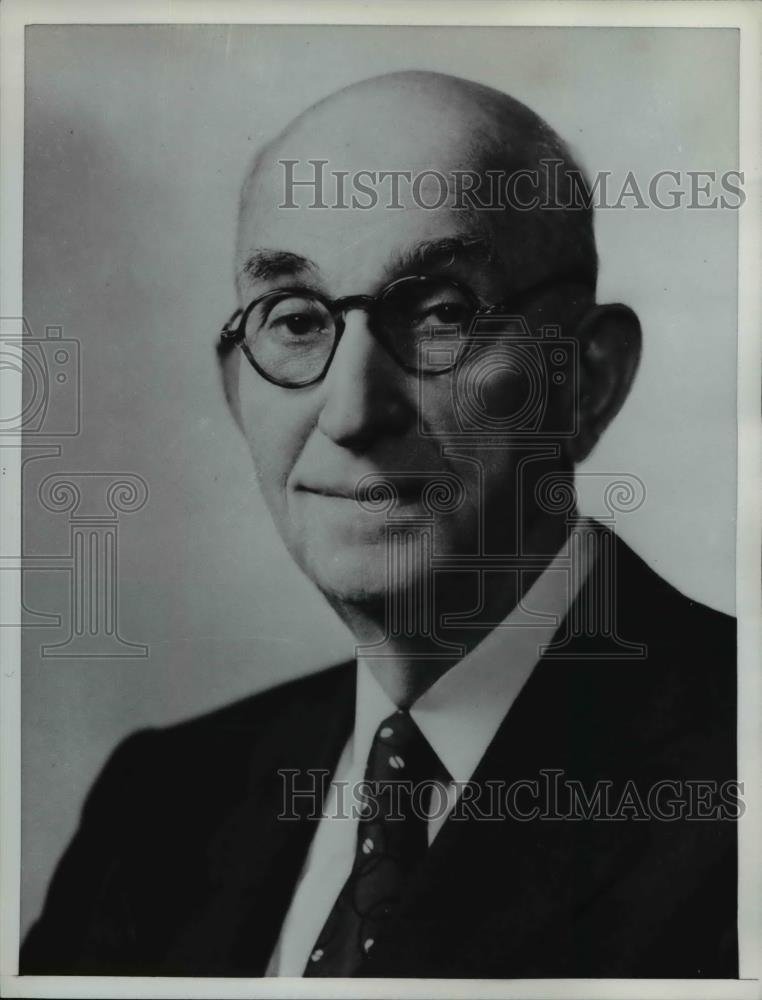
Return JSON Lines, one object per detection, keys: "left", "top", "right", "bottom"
{"left": 267, "top": 518, "right": 596, "bottom": 975}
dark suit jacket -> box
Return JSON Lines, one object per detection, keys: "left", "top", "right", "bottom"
{"left": 21, "top": 529, "right": 738, "bottom": 978}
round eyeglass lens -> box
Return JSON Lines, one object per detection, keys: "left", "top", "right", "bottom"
{"left": 377, "top": 277, "right": 478, "bottom": 372}
{"left": 245, "top": 292, "right": 336, "bottom": 385}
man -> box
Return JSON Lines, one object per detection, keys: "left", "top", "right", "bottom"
{"left": 21, "top": 71, "right": 737, "bottom": 978}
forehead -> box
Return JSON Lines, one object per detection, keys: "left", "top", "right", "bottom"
{"left": 235, "top": 96, "right": 522, "bottom": 295}
{"left": 239, "top": 191, "right": 497, "bottom": 292}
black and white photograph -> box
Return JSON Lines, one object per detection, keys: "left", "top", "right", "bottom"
{"left": 1, "top": 1, "right": 760, "bottom": 996}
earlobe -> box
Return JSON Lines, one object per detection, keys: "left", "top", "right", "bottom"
{"left": 566, "top": 303, "right": 642, "bottom": 464}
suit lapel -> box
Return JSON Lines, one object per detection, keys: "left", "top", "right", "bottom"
{"left": 161, "top": 663, "right": 356, "bottom": 975}
{"left": 361, "top": 531, "right": 652, "bottom": 977}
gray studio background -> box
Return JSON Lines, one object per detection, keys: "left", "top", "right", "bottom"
{"left": 21, "top": 25, "right": 738, "bottom": 933}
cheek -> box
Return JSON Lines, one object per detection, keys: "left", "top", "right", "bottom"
{"left": 475, "top": 452, "right": 522, "bottom": 515}
{"left": 421, "top": 353, "right": 538, "bottom": 440}
{"left": 415, "top": 375, "right": 461, "bottom": 439}
{"left": 237, "top": 387, "right": 314, "bottom": 502}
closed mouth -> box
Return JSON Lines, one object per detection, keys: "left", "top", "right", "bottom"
{"left": 298, "top": 485, "right": 355, "bottom": 500}
{"left": 296, "top": 479, "right": 427, "bottom": 504}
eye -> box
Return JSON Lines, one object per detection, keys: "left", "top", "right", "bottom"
{"left": 419, "top": 301, "right": 472, "bottom": 325}
{"left": 278, "top": 312, "right": 323, "bottom": 336}
{"left": 258, "top": 296, "right": 333, "bottom": 340}
{"left": 408, "top": 296, "right": 473, "bottom": 332}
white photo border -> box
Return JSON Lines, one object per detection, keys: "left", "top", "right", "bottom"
{"left": 1, "top": 1, "right": 760, "bottom": 998}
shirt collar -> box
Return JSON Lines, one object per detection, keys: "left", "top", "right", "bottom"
{"left": 353, "top": 517, "right": 597, "bottom": 784}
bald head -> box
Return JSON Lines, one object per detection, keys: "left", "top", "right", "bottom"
{"left": 237, "top": 71, "right": 597, "bottom": 295}
{"left": 254, "top": 71, "right": 552, "bottom": 171}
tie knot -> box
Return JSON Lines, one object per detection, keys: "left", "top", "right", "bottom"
{"left": 365, "top": 709, "right": 447, "bottom": 787}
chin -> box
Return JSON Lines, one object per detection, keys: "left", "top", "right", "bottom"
{"left": 296, "top": 535, "right": 426, "bottom": 607}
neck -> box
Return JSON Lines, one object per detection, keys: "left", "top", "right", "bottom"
{"left": 328, "top": 512, "right": 574, "bottom": 708}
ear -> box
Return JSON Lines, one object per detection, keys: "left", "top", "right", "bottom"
{"left": 565, "top": 303, "right": 642, "bottom": 464}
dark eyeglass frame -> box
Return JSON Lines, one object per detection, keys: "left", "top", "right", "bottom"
{"left": 218, "top": 271, "right": 593, "bottom": 389}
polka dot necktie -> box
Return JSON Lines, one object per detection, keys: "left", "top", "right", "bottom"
{"left": 303, "top": 708, "right": 449, "bottom": 976}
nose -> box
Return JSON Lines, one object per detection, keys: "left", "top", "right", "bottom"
{"left": 316, "top": 310, "right": 414, "bottom": 451}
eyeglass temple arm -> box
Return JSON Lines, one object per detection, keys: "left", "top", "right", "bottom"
{"left": 219, "top": 309, "right": 245, "bottom": 344}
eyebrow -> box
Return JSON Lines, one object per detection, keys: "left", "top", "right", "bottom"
{"left": 240, "top": 248, "right": 318, "bottom": 283}
{"left": 239, "top": 235, "right": 497, "bottom": 289}
{"left": 391, "top": 235, "right": 497, "bottom": 274}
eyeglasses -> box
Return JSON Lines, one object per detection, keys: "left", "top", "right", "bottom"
{"left": 219, "top": 272, "right": 590, "bottom": 389}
